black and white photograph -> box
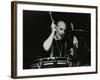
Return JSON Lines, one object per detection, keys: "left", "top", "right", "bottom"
{"left": 23, "top": 10, "right": 91, "bottom": 69}
{"left": 11, "top": 1, "right": 97, "bottom": 78}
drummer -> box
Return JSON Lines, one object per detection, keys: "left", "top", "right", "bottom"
{"left": 43, "top": 20, "right": 69, "bottom": 57}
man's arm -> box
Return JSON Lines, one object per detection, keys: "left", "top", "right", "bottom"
{"left": 43, "top": 22, "right": 56, "bottom": 51}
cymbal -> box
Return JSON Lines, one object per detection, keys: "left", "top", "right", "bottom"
{"left": 69, "top": 29, "right": 87, "bottom": 37}
{"left": 70, "top": 29, "right": 86, "bottom": 32}
{"left": 73, "top": 29, "right": 86, "bottom": 32}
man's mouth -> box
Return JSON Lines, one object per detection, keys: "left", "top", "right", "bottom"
{"left": 59, "top": 34, "right": 63, "bottom": 37}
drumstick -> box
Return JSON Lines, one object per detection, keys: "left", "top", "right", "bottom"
{"left": 49, "top": 12, "right": 54, "bottom": 23}
{"left": 70, "top": 22, "right": 74, "bottom": 31}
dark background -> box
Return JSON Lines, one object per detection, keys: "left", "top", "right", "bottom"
{"left": 23, "top": 10, "right": 91, "bottom": 69}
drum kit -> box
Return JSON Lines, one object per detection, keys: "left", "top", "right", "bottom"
{"left": 31, "top": 31, "right": 89, "bottom": 69}
{"left": 30, "top": 29, "right": 89, "bottom": 68}
{"left": 31, "top": 57, "right": 71, "bottom": 69}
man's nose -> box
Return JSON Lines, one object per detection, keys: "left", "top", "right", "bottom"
{"left": 62, "top": 30, "right": 65, "bottom": 34}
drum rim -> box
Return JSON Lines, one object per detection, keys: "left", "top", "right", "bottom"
{"left": 34, "top": 57, "right": 67, "bottom": 62}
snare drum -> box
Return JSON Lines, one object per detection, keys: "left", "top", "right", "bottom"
{"left": 31, "top": 57, "right": 70, "bottom": 68}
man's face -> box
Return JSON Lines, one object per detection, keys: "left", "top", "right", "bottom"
{"left": 55, "top": 21, "right": 66, "bottom": 40}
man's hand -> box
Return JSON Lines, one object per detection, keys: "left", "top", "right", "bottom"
{"left": 51, "top": 22, "right": 57, "bottom": 32}
{"left": 70, "top": 48, "right": 74, "bottom": 56}
{"left": 73, "top": 36, "right": 78, "bottom": 48}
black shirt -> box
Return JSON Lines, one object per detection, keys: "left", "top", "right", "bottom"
{"left": 42, "top": 38, "right": 69, "bottom": 58}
